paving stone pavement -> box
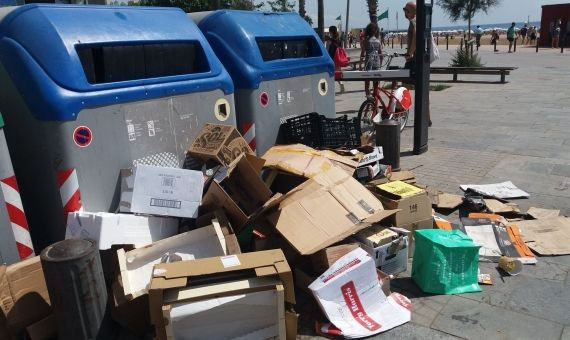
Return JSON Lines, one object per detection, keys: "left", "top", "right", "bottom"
{"left": 299, "top": 46, "right": 570, "bottom": 339}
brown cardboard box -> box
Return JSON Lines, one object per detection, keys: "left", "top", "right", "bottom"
{"left": 375, "top": 189, "right": 432, "bottom": 227}
{"left": 187, "top": 124, "right": 254, "bottom": 166}
{"left": 0, "top": 256, "right": 51, "bottom": 338}
{"left": 149, "top": 249, "right": 296, "bottom": 340}
{"left": 201, "top": 154, "right": 272, "bottom": 231}
{"left": 267, "top": 167, "right": 396, "bottom": 255}
{"left": 310, "top": 243, "right": 360, "bottom": 274}
{"left": 262, "top": 144, "right": 358, "bottom": 178}
{"left": 195, "top": 210, "right": 242, "bottom": 255}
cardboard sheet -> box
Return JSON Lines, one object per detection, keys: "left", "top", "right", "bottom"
{"left": 527, "top": 207, "right": 560, "bottom": 219}
{"left": 516, "top": 217, "right": 570, "bottom": 255}
{"left": 484, "top": 199, "right": 520, "bottom": 214}
{"left": 262, "top": 144, "right": 358, "bottom": 178}
{"left": 309, "top": 248, "right": 411, "bottom": 338}
{"left": 460, "top": 181, "right": 529, "bottom": 199}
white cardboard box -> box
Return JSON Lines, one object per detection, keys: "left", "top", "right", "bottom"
{"left": 357, "top": 147, "right": 384, "bottom": 167}
{"left": 129, "top": 165, "right": 204, "bottom": 218}
{"left": 353, "top": 230, "right": 409, "bottom": 275}
{"left": 65, "top": 212, "right": 178, "bottom": 250}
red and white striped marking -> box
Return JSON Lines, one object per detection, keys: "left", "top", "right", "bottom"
{"left": 0, "top": 176, "right": 34, "bottom": 259}
{"left": 57, "top": 169, "right": 83, "bottom": 220}
{"left": 241, "top": 122, "right": 257, "bottom": 152}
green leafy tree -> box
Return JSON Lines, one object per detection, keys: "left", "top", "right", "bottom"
{"left": 367, "top": 0, "right": 378, "bottom": 23}
{"left": 437, "top": 0, "right": 501, "bottom": 39}
{"left": 267, "top": 0, "right": 295, "bottom": 12}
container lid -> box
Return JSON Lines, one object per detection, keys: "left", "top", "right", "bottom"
{"left": 41, "top": 239, "right": 96, "bottom": 262}
{"left": 194, "top": 10, "right": 334, "bottom": 89}
{"left": 0, "top": 5, "right": 234, "bottom": 121}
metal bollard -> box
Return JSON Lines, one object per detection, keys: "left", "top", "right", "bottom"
{"left": 375, "top": 120, "right": 400, "bottom": 171}
{"left": 41, "top": 239, "right": 107, "bottom": 340}
{"left": 514, "top": 38, "right": 517, "bottom": 52}
{"left": 392, "top": 37, "right": 394, "bottom": 48}
{"left": 536, "top": 36, "right": 539, "bottom": 53}
{"left": 436, "top": 35, "right": 439, "bottom": 45}
{"left": 400, "top": 36, "right": 403, "bottom": 49}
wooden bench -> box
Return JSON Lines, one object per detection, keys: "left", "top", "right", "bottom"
{"left": 430, "top": 66, "right": 518, "bottom": 83}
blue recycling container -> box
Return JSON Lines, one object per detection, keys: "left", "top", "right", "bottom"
{"left": 0, "top": 4, "right": 236, "bottom": 250}
{"left": 191, "top": 10, "right": 336, "bottom": 155}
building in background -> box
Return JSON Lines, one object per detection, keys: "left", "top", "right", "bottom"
{"left": 540, "top": 3, "right": 570, "bottom": 46}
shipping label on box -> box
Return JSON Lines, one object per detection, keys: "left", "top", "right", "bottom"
{"left": 187, "top": 124, "right": 253, "bottom": 166}
{"left": 130, "top": 165, "right": 203, "bottom": 218}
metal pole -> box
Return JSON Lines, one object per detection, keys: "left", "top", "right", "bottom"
{"left": 345, "top": 0, "right": 350, "bottom": 48}
{"left": 392, "top": 37, "right": 394, "bottom": 48}
{"left": 436, "top": 35, "right": 439, "bottom": 45}
{"left": 446, "top": 34, "right": 449, "bottom": 50}
{"left": 413, "top": 0, "right": 430, "bottom": 155}
{"left": 514, "top": 37, "right": 517, "bottom": 52}
{"left": 536, "top": 33, "right": 539, "bottom": 52}
{"left": 400, "top": 35, "right": 403, "bottom": 49}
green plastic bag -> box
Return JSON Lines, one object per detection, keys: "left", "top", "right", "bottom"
{"left": 412, "top": 229, "right": 481, "bottom": 295}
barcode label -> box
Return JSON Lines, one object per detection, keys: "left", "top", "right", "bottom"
{"left": 161, "top": 177, "right": 175, "bottom": 187}
{"left": 150, "top": 198, "right": 181, "bottom": 209}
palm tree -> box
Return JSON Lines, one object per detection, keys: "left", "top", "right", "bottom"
{"left": 367, "top": 0, "right": 377, "bottom": 23}
{"left": 317, "top": 0, "right": 324, "bottom": 40}
{"left": 438, "top": 0, "right": 501, "bottom": 40}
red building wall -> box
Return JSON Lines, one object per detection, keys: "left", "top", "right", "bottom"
{"left": 540, "top": 4, "right": 570, "bottom": 46}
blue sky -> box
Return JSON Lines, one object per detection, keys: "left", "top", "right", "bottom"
{"left": 291, "top": 0, "right": 565, "bottom": 29}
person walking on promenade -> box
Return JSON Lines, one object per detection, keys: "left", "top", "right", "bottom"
{"left": 326, "top": 25, "right": 345, "bottom": 92}
{"left": 520, "top": 23, "right": 528, "bottom": 45}
{"left": 491, "top": 29, "right": 499, "bottom": 52}
{"left": 474, "top": 25, "right": 484, "bottom": 48}
{"left": 360, "top": 22, "right": 382, "bottom": 98}
{"left": 507, "top": 22, "right": 516, "bottom": 53}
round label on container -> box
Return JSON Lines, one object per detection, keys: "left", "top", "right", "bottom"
{"left": 259, "top": 92, "right": 269, "bottom": 107}
{"left": 73, "top": 126, "right": 92, "bottom": 148}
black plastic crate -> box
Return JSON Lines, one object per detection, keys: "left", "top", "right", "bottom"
{"left": 319, "top": 115, "right": 348, "bottom": 148}
{"left": 345, "top": 117, "right": 362, "bottom": 148}
{"left": 283, "top": 112, "right": 322, "bottom": 147}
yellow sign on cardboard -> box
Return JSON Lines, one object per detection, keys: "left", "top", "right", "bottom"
{"left": 377, "top": 180, "right": 424, "bottom": 198}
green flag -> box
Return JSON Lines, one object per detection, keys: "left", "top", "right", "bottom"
{"left": 378, "top": 9, "right": 388, "bottom": 21}
{"left": 336, "top": 15, "right": 341, "bottom": 20}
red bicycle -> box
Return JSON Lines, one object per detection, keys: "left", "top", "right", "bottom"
{"left": 357, "top": 53, "right": 412, "bottom": 137}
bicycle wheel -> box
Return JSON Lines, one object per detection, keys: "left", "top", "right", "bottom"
{"left": 395, "top": 109, "right": 409, "bottom": 132}
{"left": 357, "top": 99, "right": 377, "bottom": 136}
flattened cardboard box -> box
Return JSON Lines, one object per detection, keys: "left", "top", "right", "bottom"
{"left": 149, "top": 249, "right": 296, "bottom": 340}
{"left": 0, "top": 257, "right": 51, "bottom": 337}
{"left": 262, "top": 144, "right": 358, "bottom": 178}
{"left": 187, "top": 124, "right": 254, "bottom": 167}
{"left": 268, "top": 167, "right": 396, "bottom": 255}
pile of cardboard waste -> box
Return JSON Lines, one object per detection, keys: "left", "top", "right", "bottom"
{"left": 1, "top": 123, "right": 569, "bottom": 340}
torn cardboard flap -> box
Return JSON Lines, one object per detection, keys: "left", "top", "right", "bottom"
{"left": 527, "top": 207, "right": 560, "bottom": 219}
{"left": 484, "top": 199, "right": 520, "bottom": 214}
{"left": 262, "top": 144, "right": 357, "bottom": 178}
{"left": 270, "top": 167, "right": 396, "bottom": 255}
{"left": 0, "top": 257, "right": 51, "bottom": 336}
